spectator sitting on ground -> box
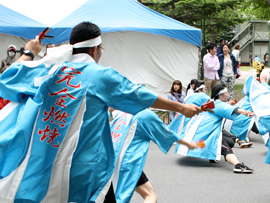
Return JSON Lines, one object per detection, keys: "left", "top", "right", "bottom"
{"left": 168, "top": 80, "right": 186, "bottom": 121}
{"left": 0, "top": 45, "right": 17, "bottom": 74}
{"left": 186, "top": 79, "right": 198, "bottom": 98}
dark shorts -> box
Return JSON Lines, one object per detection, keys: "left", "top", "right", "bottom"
{"left": 252, "top": 122, "right": 259, "bottom": 134}
{"left": 221, "top": 129, "right": 236, "bottom": 158}
{"left": 103, "top": 183, "right": 116, "bottom": 203}
{"left": 136, "top": 171, "right": 149, "bottom": 187}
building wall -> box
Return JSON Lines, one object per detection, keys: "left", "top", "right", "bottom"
{"left": 233, "top": 21, "right": 270, "bottom": 63}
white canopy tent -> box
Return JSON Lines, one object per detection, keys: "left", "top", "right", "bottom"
{"left": 0, "top": 0, "right": 201, "bottom": 97}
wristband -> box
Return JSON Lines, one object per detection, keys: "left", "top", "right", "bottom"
{"left": 23, "top": 49, "right": 34, "bottom": 60}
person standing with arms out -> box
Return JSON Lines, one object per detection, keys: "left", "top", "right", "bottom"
{"left": 249, "top": 50, "right": 253, "bottom": 67}
{"left": 218, "top": 44, "right": 237, "bottom": 101}
{"left": 203, "top": 43, "right": 220, "bottom": 95}
{"left": 216, "top": 38, "right": 224, "bottom": 56}
{"left": 168, "top": 80, "right": 185, "bottom": 121}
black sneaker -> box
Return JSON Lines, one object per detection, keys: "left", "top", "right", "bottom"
{"left": 238, "top": 140, "right": 253, "bottom": 148}
{"left": 209, "top": 160, "right": 219, "bottom": 163}
{"left": 234, "top": 162, "right": 253, "bottom": 173}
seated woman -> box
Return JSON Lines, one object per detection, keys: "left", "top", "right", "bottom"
{"left": 176, "top": 84, "right": 254, "bottom": 173}
{"left": 168, "top": 80, "right": 185, "bottom": 121}
{"left": 186, "top": 79, "right": 198, "bottom": 98}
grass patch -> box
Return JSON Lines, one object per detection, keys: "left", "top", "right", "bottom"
{"left": 233, "top": 83, "right": 245, "bottom": 101}
{"left": 240, "top": 66, "right": 268, "bottom": 72}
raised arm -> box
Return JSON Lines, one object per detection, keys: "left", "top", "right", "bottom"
{"left": 16, "top": 35, "right": 42, "bottom": 62}
{"left": 151, "top": 96, "right": 202, "bottom": 118}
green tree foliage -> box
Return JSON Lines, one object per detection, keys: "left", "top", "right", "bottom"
{"left": 241, "top": 0, "right": 270, "bottom": 20}
{"left": 140, "top": 0, "right": 245, "bottom": 43}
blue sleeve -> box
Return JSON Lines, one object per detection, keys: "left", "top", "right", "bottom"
{"left": 262, "top": 82, "right": 270, "bottom": 90}
{"left": 180, "top": 91, "right": 185, "bottom": 103}
{"left": 200, "top": 93, "right": 210, "bottom": 106}
{"left": 136, "top": 109, "right": 179, "bottom": 154}
{"left": 213, "top": 101, "right": 238, "bottom": 120}
{"left": 218, "top": 55, "right": 223, "bottom": 78}
{"left": 168, "top": 93, "right": 173, "bottom": 100}
{"left": 94, "top": 67, "right": 158, "bottom": 115}
{"left": 231, "top": 55, "right": 237, "bottom": 74}
{"left": 0, "top": 62, "right": 49, "bottom": 102}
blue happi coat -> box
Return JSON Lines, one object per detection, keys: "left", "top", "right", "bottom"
{"left": 176, "top": 100, "right": 237, "bottom": 160}
{"left": 110, "top": 109, "right": 179, "bottom": 203}
{"left": 243, "top": 76, "right": 270, "bottom": 164}
{"left": 168, "top": 92, "right": 209, "bottom": 154}
{"left": 0, "top": 54, "right": 158, "bottom": 203}
{"left": 223, "top": 96, "right": 254, "bottom": 141}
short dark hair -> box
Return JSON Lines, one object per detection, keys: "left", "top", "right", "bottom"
{"left": 219, "top": 38, "right": 224, "bottom": 43}
{"left": 194, "top": 81, "right": 204, "bottom": 92}
{"left": 69, "top": 22, "right": 101, "bottom": 44}
{"left": 69, "top": 22, "right": 101, "bottom": 54}
{"left": 211, "top": 84, "right": 226, "bottom": 100}
{"left": 206, "top": 43, "right": 217, "bottom": 52}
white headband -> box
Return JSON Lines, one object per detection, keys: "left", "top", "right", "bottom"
{"left": 38, "top": 36, "right": 102, "bottom": 74}
{"left": 73, "top": 36, "right": 102, "bottom": 48}
{"left": 216, "top": 88, "right": 228, "bottom": 97}
{"left": 195, "top": 84, "right": 205, "bottom": 92}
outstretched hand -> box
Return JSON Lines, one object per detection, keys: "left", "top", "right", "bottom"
{"left": 181, "top": 103, "right": 202, "bottom": 118}
{"left": 241, "top": 110, "right": 254, "bottom": 117}
{"left": 187, "top": 142, "right": 199, "bottom": 150}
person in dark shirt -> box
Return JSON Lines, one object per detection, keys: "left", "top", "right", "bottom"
{"left": 216, "top": 38, "right": 224, "bottom": 56}
{"left": 249, "top": 50, "right": 253, "bottom": 67}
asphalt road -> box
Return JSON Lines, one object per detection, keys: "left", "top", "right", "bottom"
{"left": 131, "top": 131, "right": 270, "bottom": 203}
{"left": 130, "top": 70, "right": 270, "bottom": 203}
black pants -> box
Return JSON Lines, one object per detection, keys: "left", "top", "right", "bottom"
{"left": 252, "top": 122, "right": 259, "bottom": 134}
{"left": 104, "top": 183, "right": 116, "bottom": 203}
{"left": 136, "top": 171, "right": 149, "bottom": 187}
{"left": 104, "top": 171, "right": 149, "bottom": 203}
{"left": 221, "top": 129, "right": 236, "bottom": 160}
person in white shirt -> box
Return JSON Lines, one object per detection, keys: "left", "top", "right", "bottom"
{"left": 232, "top": 44, "right": 241, "bottom": 68}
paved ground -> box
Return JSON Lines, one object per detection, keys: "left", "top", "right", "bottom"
{"left": 236, "top": 69, "right": 270, "bottom": 84}
{"left": 130, "top": 71, "right": 270, "bottom": 203}
{"left": 235, "top": 70, "right": 255, "bottom": 84}
{"left": 131, "top": 132, "right": 270, "bottom": 203}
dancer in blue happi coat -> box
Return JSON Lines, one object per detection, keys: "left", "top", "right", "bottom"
{"left": 169, "top": 81, "right": 209, "bottom": 152}
{"left": 176, "top": 84, "right": 254, "bottom": 173}
{"left": 0, "top": 22, "right": 202, "bottom": 203}
{"left": 243, "top": 74, "right": 270, "bottom": 164}
{"left": 109, "top": 108, "right": 199, "bottom": 203}
{"left": 223, "top": 94, "right": 257, "bottom": 146}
